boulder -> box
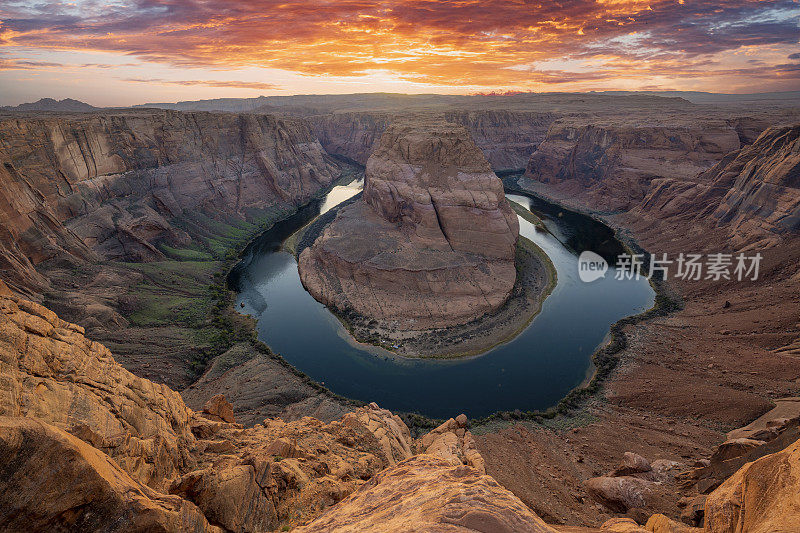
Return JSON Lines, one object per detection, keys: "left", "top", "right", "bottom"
{"left": 201, "top": 394, "right": 236, "bottom": 424}
{"left": 0, "top": 417, "right": 219, "bottom": 533}
{"left": 418, "top": 415, "right": 485, "bottom": 474}
{"left": 613, "top": 452, "right": 653, "bottom": 476}
{"left": 585, "top": 476, "right": 651, "bottom": 513}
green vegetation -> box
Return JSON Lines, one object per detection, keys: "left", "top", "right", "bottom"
{"left": 112, "top": 166, "right": 367, "bottom": 381}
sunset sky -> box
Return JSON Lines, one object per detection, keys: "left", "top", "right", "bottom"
{"left": 1, "top": 0, "right": 798, "bottom": 106}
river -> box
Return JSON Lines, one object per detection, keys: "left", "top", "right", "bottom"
{"left": 229, "top": 178, "right": 654, "bottom": 419}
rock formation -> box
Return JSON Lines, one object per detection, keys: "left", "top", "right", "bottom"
{"left": 0, "top": 290, "right": 411, "bottom": 530}
{"left": 0, "top": 289, "right": 561, "bottom": 532}
{"left": 0, "top": 110, "right": 339, "bottom": 294}
{"left": 634, "top": 124, "right": 800, "bottom": 247}
{"left": 704, "top": 437, "right": 800, "bottom": 532}
{"left": 523, "top": 120, "right": 741, "bottom": 211}
{"left": 299, "top": 119, "right": 519, "bottom": 331}
{"left": 294, "top": 455, "right": 558, "bottom": 533}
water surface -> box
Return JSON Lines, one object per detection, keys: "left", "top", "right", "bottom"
{"left": 230, "top": 181, "right": 654, "bottom": 419}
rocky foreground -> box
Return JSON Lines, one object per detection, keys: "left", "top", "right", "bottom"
{"left": 1, "top": 280, "right": 799, "bottom": 532}
{"left": 299, "top": 119, "right": 520, "bottom": 333}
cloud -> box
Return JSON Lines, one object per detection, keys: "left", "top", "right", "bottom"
{"left": 0, "top": 0, "right": 798, "bottom": 89}
{"left": 0, "top": 55, "right": 63, "bottom": 70}
{"left": 122, "top": 78, "right": 280, "bottom": 90}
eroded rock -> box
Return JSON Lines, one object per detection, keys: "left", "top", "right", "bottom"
{"left": 299, "top": 119, "right": 519, "bottom": 331}
{"left": 294, "top": 455, "right": 557, "bottom": 532}
{"left": 704, "top": 436, "right": 800, "bottom": 533}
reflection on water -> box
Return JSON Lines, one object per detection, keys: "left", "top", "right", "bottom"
{"left": 319, "top": 177, "right": 363, "bottom": 213}
{"left": 230, "top": 182, "right": 655, "bottom": 419}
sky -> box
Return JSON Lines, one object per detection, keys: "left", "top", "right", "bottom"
{"left": 0, "top": 0, "right": 799, "bottom": 106}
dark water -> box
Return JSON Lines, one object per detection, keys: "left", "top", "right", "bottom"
{"left": 230, "top": 181, "right": 654, "bottom": 419}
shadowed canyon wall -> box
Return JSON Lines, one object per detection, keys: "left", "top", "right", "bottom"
{"left": 0, "top": 110, "right": 340, "bottom": 294}
{"left": 633, "top": 124, "right": 800, "bottom": 246}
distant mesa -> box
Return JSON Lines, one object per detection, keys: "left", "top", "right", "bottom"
{"left": 298, "top": 119, "right": 520, "bottom": 332}
{"left": 1, "top": 98, "right": 97, "bottom": 113}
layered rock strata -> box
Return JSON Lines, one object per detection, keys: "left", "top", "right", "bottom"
{"left": 309, "top": 109, "right": 555, "bottom": 170}
{"left": 299, "top": 120, "right": 519, "bottom": 331}
{"left": 0, "top": 289, "right": 553, "bottom": 531}
{"left": 295, "top": 455, "right": 559, "bottom": 533}
{"left": 636, "top": 124, "right": 800, "bottom": 247}
{"left": 0, "top": 291, "right": 410, "bottom": 531}
{"left": 523, "top": 120, "right": 741, "bottom": 211}
{"left": 0, "top": 110, "right": 339, "bottom": 294}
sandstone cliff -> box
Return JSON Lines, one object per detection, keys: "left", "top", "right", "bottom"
{"left": 0, "top": 290, "right": 409, "bottom": 530}
{"left": 0, "top": 290, "right": 558, "bottom": 532}
{"left": 3, "top": 274, "right": 800, "bottom": 531}
{"left": 309, "top": 110, "right": 555, "bottom": 170}
{"left": 0, "top": 110, "right": 339, "bottom": 294}
{"left": 295, "top": 455, "right": 558, "bottom": 533}
{"left": 635, "top": 124, "right": 800, "bottom": 246}
{"left": 299, "top": 120, "right": 519, "bottom": 331}
{"left": 523, "top": 120, "right": 741, "bottom": 211}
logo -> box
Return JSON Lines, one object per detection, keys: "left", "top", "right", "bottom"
{"left": 578, "top": 251, "right": 608, "bottom": 282}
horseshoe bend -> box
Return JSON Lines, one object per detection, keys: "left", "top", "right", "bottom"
{"left": 2, "top": 7, "right": 800, "bottom": 529}
{"left": 297, "top": 119, "right": 559, "bottom": 356}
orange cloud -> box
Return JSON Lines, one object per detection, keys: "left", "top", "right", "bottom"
{"left": 0, "top": 0, "right": 798, "bottom": 90}
{"left": 123, "top": 78, "right": 280, "bottom": 90}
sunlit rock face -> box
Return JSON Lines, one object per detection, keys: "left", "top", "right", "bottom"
{"left": 299, "top": 119, "right": 519, "bottom": 331}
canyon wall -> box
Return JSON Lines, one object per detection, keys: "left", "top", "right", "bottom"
{"left": 299, "top": 119, "right": 520, "bottom": 331}
{"left": 0, "top": 288, "right": 545, "bottom": 532}
{"left": 3, "top": 281, "right": 800, "bottom": 532}
{"left": 523, "top": 120, "right": 742, "bottom": 211}
{"left": 309, "top": 109, "right": 556, "bottom": 170}
{"left": 634, "top": 124, "right": 800, "bottom": 246}
{"left": 0, "top": 110, "right": 340, "bottom": 293}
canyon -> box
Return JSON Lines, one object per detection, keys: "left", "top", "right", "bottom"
{"left": 1, "top": 92, "right": 799, "bottom": 531}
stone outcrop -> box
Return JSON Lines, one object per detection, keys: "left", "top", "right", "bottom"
{"left": 704, "top": 436, "right": 800, "bottom": 533}
{"left": 0, "top": 289, "right": 565, "bottom": 532}
{"left": 417, "top": 414, "right": 485, "bottom": 474}
{"left": 294, "top": 455, "right": 558, "bottom": 532}
{"left": 0, "top": 110, "right": 339, "bottom": 294}
{"left": 675, "top": 397, "right": 800, "bottom": 526}
{"left": 0, "top": 291, "right": 413, "bottom": 530}
{"left": 585, "top": 451, "right": 682, "bottom": 515}
{"left": 0, "top": 292, "right": 195, "bottom": 490}
{"left": 0, "top": 417, "right": 220, "bottom": 533}
{"left": 299, "top": 120, "right": 519, "bottom": 331}
{"left": 705, "top": 124, "right": 800, "bottom": 246}
{"left": 524, "top": 120, "right": 741, "bottom": 211}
